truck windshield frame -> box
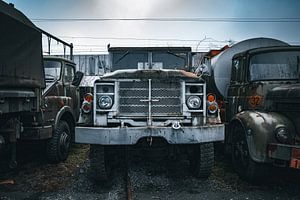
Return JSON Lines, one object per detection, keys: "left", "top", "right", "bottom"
{"left": 249, "top": 50, "right": 300, "bottom": 82}
{"left": 111, "top": 51, "right": 189, "bottom": 71}
{"left": 44, "top": 60, "right": 62, "bottom": 84}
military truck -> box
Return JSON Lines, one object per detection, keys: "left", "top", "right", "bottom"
{"left": 76, "top": 47, "right": 224, "bottom": 181}
{"left": 0, "top": 1, "right": 83, "bottom": 167}
{"left": 202, "top": 37, "right": 300, "bottom": 182}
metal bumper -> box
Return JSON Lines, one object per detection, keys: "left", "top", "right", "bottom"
{"left": 75, "top": 124, "right": 224, "bottom": 145}
{"left": 268, "top": 143, "right": 300, "bottom": 169}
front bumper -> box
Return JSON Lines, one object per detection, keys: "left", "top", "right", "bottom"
{"left": 75, "top": 124, "right": 224, "bottom": 145}
{"left": 268, "top": 143, "right": 300, "bottom": 169}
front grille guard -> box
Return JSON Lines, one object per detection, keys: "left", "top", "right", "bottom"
{"left": 95, "top": 79, "right": 206, "bottom": 126}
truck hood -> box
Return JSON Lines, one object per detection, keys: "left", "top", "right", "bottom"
{"left": 100, "top": 69, "right": 203, "bottom": 81}
{"left": 267, "top": 83, "right": 300, "bottom": 99}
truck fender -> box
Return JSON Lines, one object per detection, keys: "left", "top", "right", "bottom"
{"left": 228, "top": 111, "right": 296, "bottom": 163}
{"left": 54, "top": 106, "right": 76, "bottom": 135}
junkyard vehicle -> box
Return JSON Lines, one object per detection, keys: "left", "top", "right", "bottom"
{"left": 76, "top": 47, "right": 224, "bottom": 181}
{"left": 0, "top": 1, "right": 83, "bottom": 167}
{"left": 202, "top": 37, "right": 300, "bottom": 182}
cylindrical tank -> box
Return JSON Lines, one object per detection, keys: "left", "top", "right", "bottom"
{"left": 210, "top": 37, "right": 288, "bottom": 98}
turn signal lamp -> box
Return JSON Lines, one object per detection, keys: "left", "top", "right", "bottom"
{"left": 84, "top": 93, "right": 93, "bottom": 102}
{"left": 81, "top": 101, "right": 92, "bottom": 114}
{"left": 208, "top": 103, "right": 218, "bottom": 114}
{"left": 207, "top": 94, "right": 216, "bottom": 102}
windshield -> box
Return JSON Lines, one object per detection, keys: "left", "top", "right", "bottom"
{"left": 44, "top": 60, "right": 61, "bottom": 86}
{"left": 111, "top": 51, "right": 188, "bottom": 71}
{"left": 249, "top": 50, "right": 300, "bottom": 81}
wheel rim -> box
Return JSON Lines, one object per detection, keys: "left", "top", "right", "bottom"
{"left": 59, "top": 131, "right": 70, "bottom": 157}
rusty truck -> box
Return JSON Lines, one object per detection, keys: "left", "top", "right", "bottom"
{"left": 201, "top": 37, "right": 300, "bottom": 182}
{"left": 76, "top": 46, "right": 224, "bottom": 181}
{"left": 0, "top": 2, "right": 83, "bottom": 168}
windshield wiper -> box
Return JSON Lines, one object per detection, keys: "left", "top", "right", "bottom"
{"left": 167, "top": 51, "right": 186, "bottom": 60}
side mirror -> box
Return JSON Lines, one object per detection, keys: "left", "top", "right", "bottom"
{"left": 72, "top": 71, "right": 84, "bottom": 87}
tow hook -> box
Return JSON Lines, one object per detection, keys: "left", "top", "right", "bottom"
{"left": 172, "top": 121, "right": 181, "bottom": 130}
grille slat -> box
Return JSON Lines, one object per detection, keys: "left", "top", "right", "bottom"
{"left": 119, "top": 80, "right": 181, "bottom": 116}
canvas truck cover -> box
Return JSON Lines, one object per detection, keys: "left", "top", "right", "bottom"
{"left": 0, "top": 1, "right": 45, "bottom": 88}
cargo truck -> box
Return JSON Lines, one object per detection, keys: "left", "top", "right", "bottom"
{"left": 201, "top": 37, "right": 300, "bottom": 182}
{"left": 76, "top": 47, "right": 224, "bottom": 181}
{"left": 0, "top": 1, "right": 83, "bottom": 167}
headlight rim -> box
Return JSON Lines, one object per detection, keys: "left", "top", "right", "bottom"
{"left": 186, "top": 95, "right": 202, "bottom": 109}
{"left": 98, "top": 95, "right": 113, "bottom": 109}
{"left": 274, "top": 126, "right": 291, "bottom": 144}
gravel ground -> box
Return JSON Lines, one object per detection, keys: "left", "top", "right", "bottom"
{"left": 1, "top": 144, "right": 300, "bottom": 200}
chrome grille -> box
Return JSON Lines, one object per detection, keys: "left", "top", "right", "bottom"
{"left": 119, "top": 80, "right": 182, "bottom": 116}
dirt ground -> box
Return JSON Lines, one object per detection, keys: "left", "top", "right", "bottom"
{"left": 1, "top": 144, "right": 300, "bottom": 200}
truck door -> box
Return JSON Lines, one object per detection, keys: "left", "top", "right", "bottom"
{"left": 226, "top": 57, "right": 247, "bottom": 120}
{"left": 63, "top": 63, "right": 79, "bottom": 114}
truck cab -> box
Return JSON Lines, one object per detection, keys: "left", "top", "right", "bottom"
{"left": 43, "top": 56, "right": 80, "bottom": 122}
{"left": 76, "top": 47, "right": 224, "bottom": 181}
{"left": 226, "top": 46, "right": 300, "bottom": 181}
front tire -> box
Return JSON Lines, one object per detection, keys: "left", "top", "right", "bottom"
{"left": 46, "top": 120, "right": 71, "bottom": 163}
{"left": 190, "top": 143, "right": 214, "bottom": 178}
{"left": 231, "top": 124, "right": 266, "bottom": 183}
{"left": 89, "top": 145, "right": 111, "bottom": 182}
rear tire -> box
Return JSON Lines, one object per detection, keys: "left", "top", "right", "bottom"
{"left": 190, "top": 143, "right": 214, "bottom": 178}
{"left": 231, "top": 124, "right": 267, "bottom": 183}
{"left": 46, "top": 120, "right": 71, "bottom": 163}
{"left": 89, "top": 145, "right": 111, "bottom": 182}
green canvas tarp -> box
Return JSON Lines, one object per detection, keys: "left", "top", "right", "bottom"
{"left": 0, "top": 1, "right": 45, "bottom": 88}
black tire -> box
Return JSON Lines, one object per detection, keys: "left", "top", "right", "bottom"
{"left": 231, "top": 124, "right": 266, "bottom": 183}
{"left": 190, "top": 143, "right": 214, "bottom": 178}
{"left": 46, "top": 120, "right": 71, "bottom": 163}
{"left": 89, "top": 145, "right": 111, "bottom": 182}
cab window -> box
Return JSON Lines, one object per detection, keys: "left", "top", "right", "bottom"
{"left": 231, "top": 58, "right": 243, "bottom": 83}
{"left": 64, "top": 64, "right": 75, "bottom": 83}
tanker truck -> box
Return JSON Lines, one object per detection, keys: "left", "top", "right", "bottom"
{"left": 200, "top": 37, "right": 300, "bottom": 182}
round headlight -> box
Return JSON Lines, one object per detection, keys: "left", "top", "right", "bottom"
{"left": 187, "top": 96, "right": 201, "bottom": 109}
{"left": 274, "top": 127, "right": 291, "bottom": 144}
{"left": 98, "top": 96, "right": 113, "bottom": 109}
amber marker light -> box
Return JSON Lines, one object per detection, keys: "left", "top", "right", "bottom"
{"left": 207, "top": 94, "right": 216, "bottom": 102}
{"left": 84, "top": 93, "right": 93, "bottom": 102}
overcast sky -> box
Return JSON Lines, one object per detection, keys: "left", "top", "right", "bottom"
{"left": 4, "top": 0, "right": 300, "bottom": 54}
